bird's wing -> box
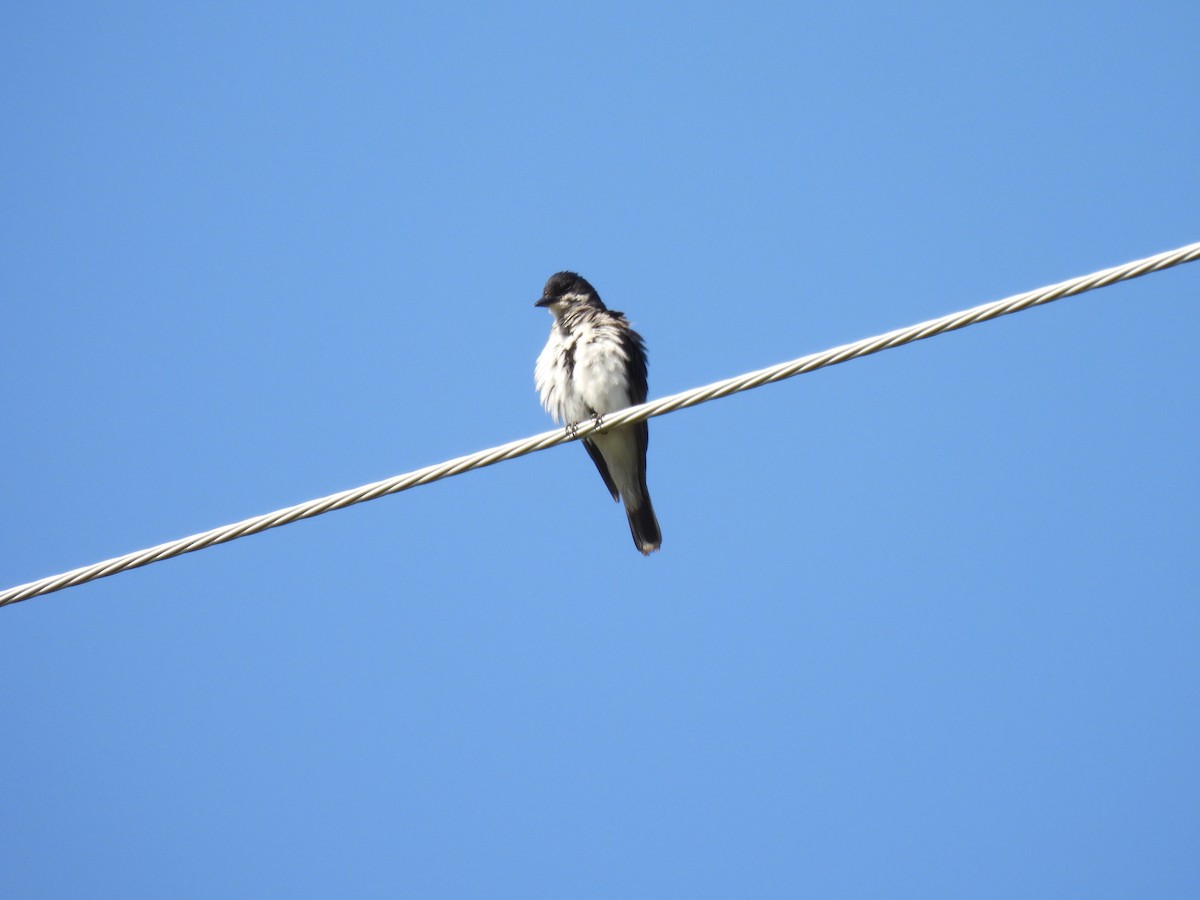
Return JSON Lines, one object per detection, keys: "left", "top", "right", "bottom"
{"left": 582, "top": 437, "right": 620, "bottom": 502}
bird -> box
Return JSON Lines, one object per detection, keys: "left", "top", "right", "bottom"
{"left": 534, "top": 271, "right": 662, "bottom": 555}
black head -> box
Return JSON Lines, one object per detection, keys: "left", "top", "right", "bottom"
{"left": 535, "top": 271, "right": 603, "bottom": 309}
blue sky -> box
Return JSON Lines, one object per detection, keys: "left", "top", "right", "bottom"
{"left": 3, "top": 2, "right": 1198, "bottom": 896}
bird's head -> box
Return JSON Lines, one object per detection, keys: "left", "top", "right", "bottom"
{"left": 535, "top": 271, "right": 605, "bottom": 316}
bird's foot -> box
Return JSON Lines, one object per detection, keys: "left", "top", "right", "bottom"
{"left": 590, "top": 412, "right": 606, "bottom": 434}
{"left": 565, "top": 421, "right": 579, "bottom": 439}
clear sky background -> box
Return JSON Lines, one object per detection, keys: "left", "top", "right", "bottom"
{"left": 3, "top": 2, "right": 1198, "bottom": 897}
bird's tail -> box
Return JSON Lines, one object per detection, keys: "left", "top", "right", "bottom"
{"left": 625, "top": 494, "right": 661, "bottom": 556}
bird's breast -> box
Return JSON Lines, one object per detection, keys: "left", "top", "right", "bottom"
{"left": 535, "top": 321, "right": 632, "bottom": 423}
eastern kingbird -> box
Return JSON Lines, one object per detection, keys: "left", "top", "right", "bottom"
{"left": 534, "top": 272, "right": 662, "bottom": 555}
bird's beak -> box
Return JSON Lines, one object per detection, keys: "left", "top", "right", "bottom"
{"left": 534, "top": 296, "right": 553, "bottom": 308}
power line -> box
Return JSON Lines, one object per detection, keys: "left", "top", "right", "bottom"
{"left": 4, "top": 241, "right": 1199, "bottom": 609}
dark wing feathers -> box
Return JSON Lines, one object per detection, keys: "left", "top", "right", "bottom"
{"left": 582, "top": 437, "right": 620, "bottom": 501}
{"left": 613, "top": 313, "right": 649, "bottom": 405}
{"left": 615, "top": 312, "right": 651, "bottom": 468}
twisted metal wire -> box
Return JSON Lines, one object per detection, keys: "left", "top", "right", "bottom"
{"left": 4, "top": 240, "right": 1199, "bottom": 608}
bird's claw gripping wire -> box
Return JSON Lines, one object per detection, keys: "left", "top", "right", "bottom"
{"left": 566, "top": 413, "right": 605, "bottom": 440}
